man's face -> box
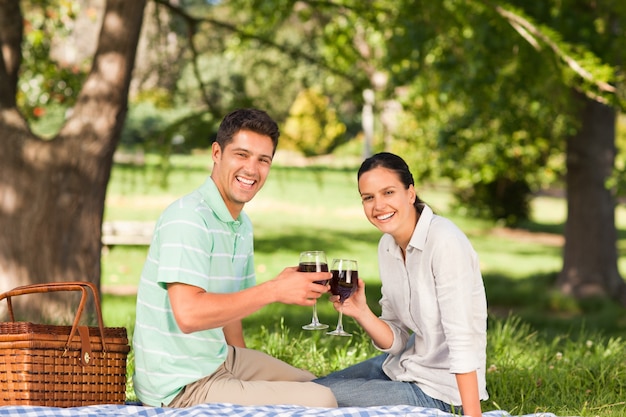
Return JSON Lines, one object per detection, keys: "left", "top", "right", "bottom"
{"left": 211, "top": 129, "right": 274, "bottom": 219}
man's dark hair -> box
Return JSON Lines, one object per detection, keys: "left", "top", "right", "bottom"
{"left": 215, "top": 108, "right": 280, "bottom": 153}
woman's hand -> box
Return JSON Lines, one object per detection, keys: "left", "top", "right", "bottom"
{"left": 331, "top": 278, "right": 394, "bottom": 349}
{"left": 330, "top": 278, "right": 369, "bottom": 319}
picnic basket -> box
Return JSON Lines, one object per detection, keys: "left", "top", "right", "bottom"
{"left": 0, "top": 281, "right": 130, "bottom": 407}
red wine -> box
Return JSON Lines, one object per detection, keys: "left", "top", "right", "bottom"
{"left": 299, "top": 262, "right": 329, "bottom": 285}
{"left": 330, "top": 269, "right": 357, "bottom": 301}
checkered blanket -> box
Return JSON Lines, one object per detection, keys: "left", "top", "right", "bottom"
{"left": 0, "top": 403, "right": 565, "bottom": 417}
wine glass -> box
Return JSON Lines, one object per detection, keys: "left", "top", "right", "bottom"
{"left": 299, "top": 251, "right": 329, "bottom": 330}
{"left": 327, "top": 258, "right": 358, "bottom": 336}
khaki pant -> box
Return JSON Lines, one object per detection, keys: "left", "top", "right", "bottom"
{"left": 168, "top": 346, "right": 337, "bottom": 408}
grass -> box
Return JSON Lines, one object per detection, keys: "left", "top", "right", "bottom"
{"left": 102, "top": 152, "right": 626, "bottom": 416}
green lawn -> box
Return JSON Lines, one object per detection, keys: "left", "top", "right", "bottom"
{"left": 102, "top": 153, "right": 626, "bottom": 416}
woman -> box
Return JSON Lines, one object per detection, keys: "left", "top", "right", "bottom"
{"left": 316, "top": 152, "right": 488, "bottom": 416}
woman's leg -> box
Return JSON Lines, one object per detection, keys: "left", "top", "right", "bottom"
{"left": 315, "top": 353, "right": 389, "bottom": 381}
{"left": 315, "top": 354, "right": 454, "bottom": 412}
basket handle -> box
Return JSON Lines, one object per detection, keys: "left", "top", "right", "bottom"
{"left": 0, "top": 281, "right": 109, "bottom": 353}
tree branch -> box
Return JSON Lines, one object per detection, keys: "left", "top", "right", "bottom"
{"left": 484, "top": 2, "right": 616, "bottom": 97}
{"left": 152, "top": 0, "right": 219, "bottom": 112}
{"left": 152, "top": 0, "right": 353, "bottom": 81}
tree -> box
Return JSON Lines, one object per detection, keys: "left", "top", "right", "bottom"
{"left": 489, "top": 1, "right": 626, "bottom": 305}
{"left": 0, "top": 0, "right": 146, "bottom": 321}
{"left": 282, "top": 88, "right": 347, "bottom": 156}
{"left": 216, "top": 0, "right": 626, "bottom": 305}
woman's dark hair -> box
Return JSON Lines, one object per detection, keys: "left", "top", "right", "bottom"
{"left": 357, "top": 152, "right": 425, "bottom": 212}
{"left": 215, "top": 108, "right": 280, "bottom": 153}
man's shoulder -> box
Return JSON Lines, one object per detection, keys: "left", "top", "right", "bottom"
{"left": 160, "top": 188, "right": 212, "bottom": 219}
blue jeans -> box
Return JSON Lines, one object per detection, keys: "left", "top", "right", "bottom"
{"left": 314, "top": 354, "right": 457, "bottom": 413}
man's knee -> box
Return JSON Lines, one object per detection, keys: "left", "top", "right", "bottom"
{"left": 315, "top": 384, "right": 338, "bottom": 408}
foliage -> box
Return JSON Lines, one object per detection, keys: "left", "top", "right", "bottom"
{"left": 380, "top": 2, "right": 578, "bottom": 225}
{"left": 18, "top": 0, "right": 88, "bottom": 130}
{"left": 134, "top": 0, "right": 362, "bottom": 166}
{"left": 16, "top": 0, "right": 626, "bottom": 223}
{"left": 614, "top": 114, "right": 626, "bottom": 198}
{"left": 281, "top": 88, "right": 347, "bottom": 156}
{"left": 226, "top": 0, "right": 625, "bottom": 225}
{"left": 122, "top": 101, "right": 217, "bottom": 151}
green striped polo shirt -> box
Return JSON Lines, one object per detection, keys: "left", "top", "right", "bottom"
{"left": 132, "top": 177, "right": 255, "bottom": 406}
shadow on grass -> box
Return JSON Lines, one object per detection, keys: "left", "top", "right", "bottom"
{"left": 515, "top": 219, "right": 564, "bottom": 235}
{"left": 253, "top": 227, "right": 381, "bottom": 256}
{"left": 484, "top": 271, "right": 626, "bottom": 339}
{"left": 518, "top": 217, "right": 626, "bottom": 241}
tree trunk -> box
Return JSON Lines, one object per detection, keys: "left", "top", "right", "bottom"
{"left": 557, "top": 92, "right": 626, "bottom": 306}
{"left": 0, "top": 0, "right": 146, "bottom": 323}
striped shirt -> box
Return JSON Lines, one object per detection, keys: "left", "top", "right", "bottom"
{"left": 132, "top": 177, "right": 255, "bottom": 406}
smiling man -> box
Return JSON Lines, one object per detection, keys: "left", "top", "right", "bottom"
{"left": 132, "top": 109, "right": 336, "bottom": 408}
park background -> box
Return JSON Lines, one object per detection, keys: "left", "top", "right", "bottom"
{"left": 1, "top": 1, "right": 626, "bottom": 416}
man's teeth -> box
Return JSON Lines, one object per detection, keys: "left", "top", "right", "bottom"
{"left": 377, "top": 212, "right": 394, "bottom": 220}
{"left": 237, "top": 177, "right": 254, "bottom": 185}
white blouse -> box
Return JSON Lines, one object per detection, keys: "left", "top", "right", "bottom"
{"left": 375, "top": 204, "right": 489, "bottom": 406}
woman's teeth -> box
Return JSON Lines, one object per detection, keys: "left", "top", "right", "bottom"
{"left": 377, "top": 212, "right": 394, "bottom": 220}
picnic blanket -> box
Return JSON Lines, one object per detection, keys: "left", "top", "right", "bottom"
{"left": 0, "top": 403, "right": 568, "bottom": 417}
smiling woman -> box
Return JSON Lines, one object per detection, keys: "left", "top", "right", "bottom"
{"left": 358, "top": 166, "right": 420, "bottom": 250}
{"left": 316, "top": 152, "right": 488, "bottom": 417}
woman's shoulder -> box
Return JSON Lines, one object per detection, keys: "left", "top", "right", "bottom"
{"left": 379, "top": 232, "right": 395, "bottom": 245}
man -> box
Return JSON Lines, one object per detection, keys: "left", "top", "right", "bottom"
{"left": 132, "top": 108, "right": 336, "bottom": 408}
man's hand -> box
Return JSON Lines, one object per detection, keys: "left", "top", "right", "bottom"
{"left": 271, "top": 266, "right": 331, "bottom": 306}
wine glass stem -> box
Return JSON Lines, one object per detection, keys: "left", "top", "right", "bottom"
{"left": 311, "top": 300, "right": 320, "bottom": 325}
{"left": 336, "top": 308, "right": 344, "bottom": 331}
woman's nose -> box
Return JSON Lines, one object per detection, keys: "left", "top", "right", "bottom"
{"left": 372, "top": 196, "right": 385, "bottom": 209}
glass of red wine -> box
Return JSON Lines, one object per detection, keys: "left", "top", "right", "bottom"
{"left": 327, "top": 258, "right": 358, "bottom": 336}
{"left": 299, "top": 251, "right": 329, "bottom": 330}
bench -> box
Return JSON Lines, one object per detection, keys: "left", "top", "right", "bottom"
{"left": 102, "top": 221, "right": 154, "bottom": 248}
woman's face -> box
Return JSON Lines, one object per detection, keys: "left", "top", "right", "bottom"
{"left": 358, "top": 166, "right": 417, "bottom": 237}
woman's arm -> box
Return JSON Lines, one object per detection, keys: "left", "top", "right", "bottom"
{"left": 455, "top": 371, "right": 482, "bottom": 417}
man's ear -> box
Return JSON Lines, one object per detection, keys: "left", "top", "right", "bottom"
{"left": 211, "top": 141, "right": 222, "bottom": 163}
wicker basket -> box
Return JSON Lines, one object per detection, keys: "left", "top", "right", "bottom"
{"left": 0, "top": 282, "right": 130, "bottom": 407}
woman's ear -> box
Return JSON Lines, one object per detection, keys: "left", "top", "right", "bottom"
{"left": 408, "top": 184, "right": 417, "bottom": 205}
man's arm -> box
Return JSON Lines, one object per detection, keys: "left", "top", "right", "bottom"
{"left": 167, "top": 266, "right": 330, "bottom": 333}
